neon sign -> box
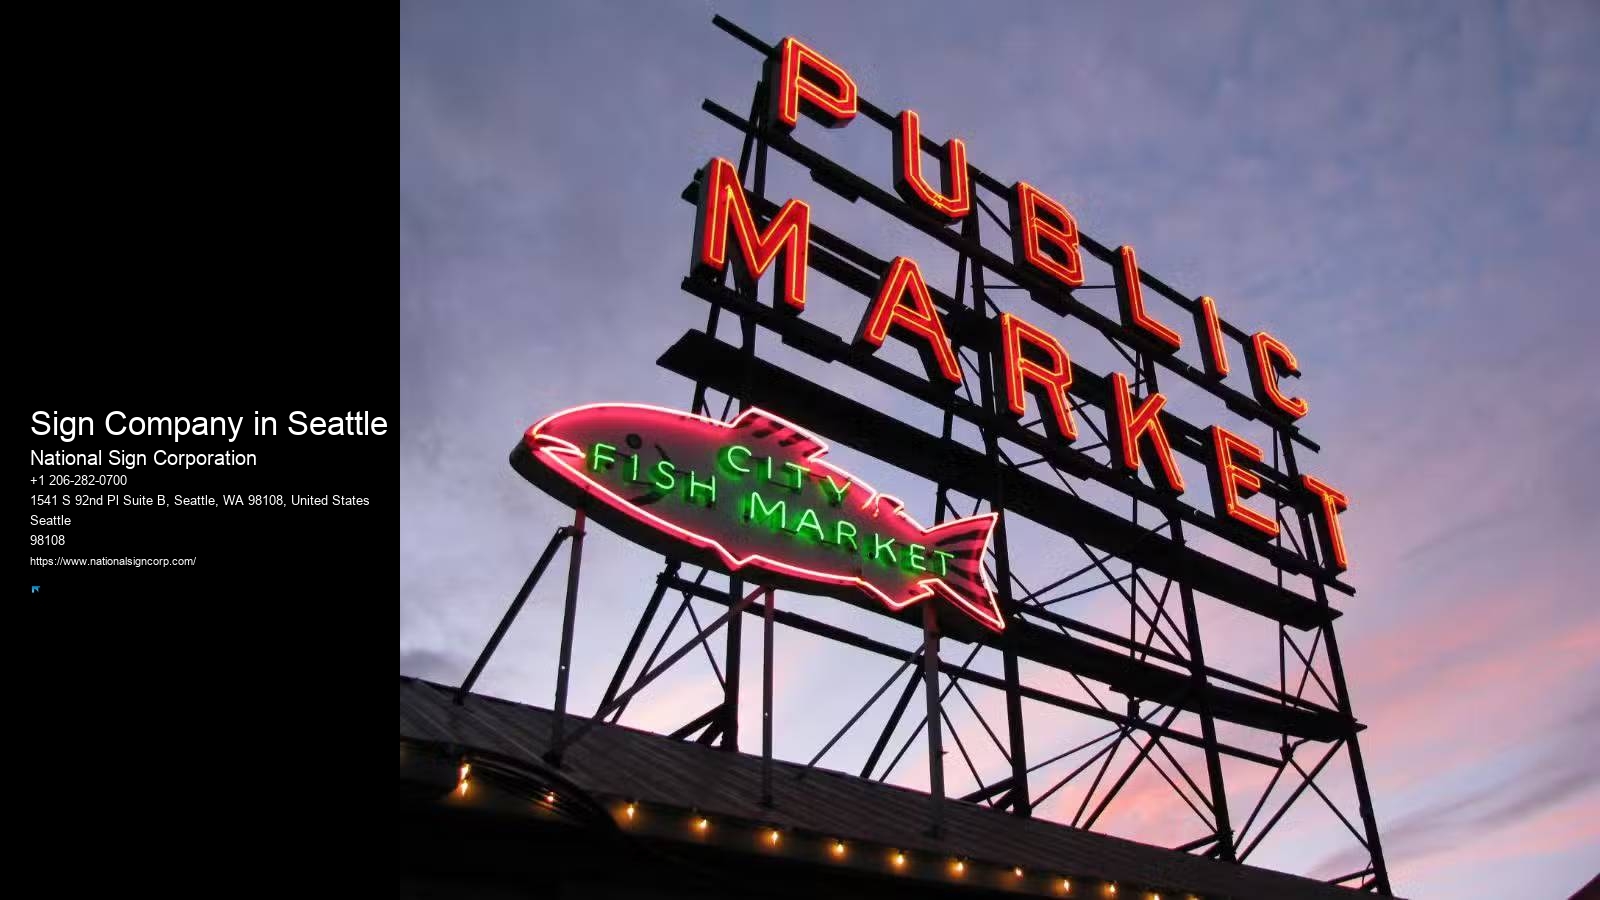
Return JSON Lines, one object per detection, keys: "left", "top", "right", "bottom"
{"left": 514, "top": 403, "right": 1004, "bottom": 632}
{"left": 684, "top": 35, "right": 1354, "bottom": 575}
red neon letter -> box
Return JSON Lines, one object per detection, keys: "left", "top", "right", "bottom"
{"left": 893, "top": 110, "right": 970, "bottom": 223}
{"left": 1300, "top": 473, "right": 1351, "bottom": 572}
{"left": 1008, "top": 182, "right": 1084, "bottom": 289}
{"left": 768, "top": 36, "right": 857, "bottom": 131}
{"left": 856, "top": 256, "right": 963, "bottom": 386}
{"left": 999, "top": 312, "right": 1077, "bottom": 441}
{"left": 691, "top": 156, "right": 811, "bottom": 311}
{"left": 1247, "top": 332, "right": 1309, "bottom": 419}
{"left": 1206, "top": 426, "right": 1278, "bottom": 537}
{"left": 1113, "top": 245, "right": 1182, "bottom": 351}
{"left": 1195, "top": 295, "right": 1230, "bottom": 379}
{"left": 1106, "top": 372, "right": 1186, "bottom": 494}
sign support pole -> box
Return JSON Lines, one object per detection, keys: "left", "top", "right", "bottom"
{"left": 1280, "top": 438, "right": 1391, "bottom": 894}
{"left": 761, "top": 588, "right": 776, "bottom": 806}
{"left": 721, "top": 575, "right": 743, "bottom": 751}
{"left": 967, "top": 211, "right": 1033, "bottom": 817}
{"left": 920, "top": 601, "right": 946, "bottom": 836}
{"left": 717, "top": 74, "right": 768, "bottom": 756}
{"left": 545, "top": 505, "right": 586, "bottom": 766}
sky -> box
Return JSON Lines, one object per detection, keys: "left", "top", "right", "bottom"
{"left": 400, "top": 2, "right": 1600, "bottom": 897}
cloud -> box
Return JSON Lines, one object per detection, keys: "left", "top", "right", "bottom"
{"left": 1312, "top": 713, "right": 1600, "bottom": 880}
{"left": 399, "top": 646, "right": 463, "bottom": 683}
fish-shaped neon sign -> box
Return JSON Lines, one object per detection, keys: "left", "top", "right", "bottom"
{"left": 512, "top": 403, "right": 1003, "bottom": 632}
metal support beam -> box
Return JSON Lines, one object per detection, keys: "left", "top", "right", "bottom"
{"left": 545, "top": 507, "right": 586, "bottom": 766}
{"left": 920, "top": 601, "right": 945, "bottom": 837}
{"left": 1323, "top": 627, "right": 1390, "bottom": 889}
{"left": 761, "top": 588, "right": 775, "bottom": 806}
{"left": 863, "top": 662, "right": 924, "bottom": 779}
{"left": 454, "top": 523, "right": 575, "bottom": 704}
{"left": 1282, "top": 439, "right": 1393, "bottom": 896}
{"left": 1081, "top": 704, "right": 1183, "bottom": 830}
{"left": 597, "top": 561, "right": 679, "bottom": 711}
{"left": 555, "top": 584, "right": 764, "bottom": 758}
{"left": 668, "top": 704, "right": 724, "bottom": 741}
{"left": 667, "top": 572, "right": 1286, "bottom": 767}
{"left": 721, "top": 575, "right": 743, "bottom": 751}
{"left": 1238, "top": 740, "right": 1343, "bottom": 863}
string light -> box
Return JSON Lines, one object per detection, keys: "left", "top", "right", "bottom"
{"left": 532, "top": 800, "right": 1203, "bottom": 900}
{"left": 456, "top": 761, "right": 471, "bottom": 796}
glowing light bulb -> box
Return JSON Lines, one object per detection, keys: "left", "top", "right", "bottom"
{"left": 456, "top": 762, "right": 470, "bottom": 796}
{"left": 1062, "top": 878, "right": 1073, "bottom": 893}
{"left": 892, "top": 851, "right": 906, "bottom": 869}
{"left": 624, "top": 802, "right": 636, "bottom": 820}
{"left": 831, "top": 840, "right": 846, "bottom": 858}
{"left": 768, "top": 829, "right": 781, "bottom": 846}
{"left": 1107, "top": 885, "right": 1117, "bottom": 897}
{"left": 545, "top": 791, "right": 556, "bottom": 804}
{"left": 952, "top": 859, "right": 966, "bottom": 875}
{"left": 1014, "top": 866, "right": 1025, "bottom": 878}
{"left": 694, "top": 816, "right": 710, "bottom": 832}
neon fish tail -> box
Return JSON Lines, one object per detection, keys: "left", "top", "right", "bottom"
{"left": 922, "top": 514, "right": 1002, "bottom": 629}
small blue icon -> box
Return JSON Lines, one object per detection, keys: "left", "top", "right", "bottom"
{"left": 31, "top": 586, "right": 40, "bottom": 594}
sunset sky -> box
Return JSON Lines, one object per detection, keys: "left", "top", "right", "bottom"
{"left": 400, "top": 3, "right": 1599, "bottom": 896}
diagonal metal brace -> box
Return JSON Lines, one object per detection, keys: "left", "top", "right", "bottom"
{"left": 454, "top": 524, "right": 577, "bottom": 704}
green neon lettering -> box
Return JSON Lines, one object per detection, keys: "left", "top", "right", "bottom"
{"left": 794, "top": 507, "right": 825, "bottom": 542}
{"left": 760, "top": 456, "right": 805, "bottom": 493}
{"left": 819, "top": 475, "right": 850, "bottom": 506}
{"left": 871, "top": 534, "right": 897, "bottom": 565}
{"left": 717, "top": 444, "right": 752, "bottom": 478}
{"left": 650, "top": 460, "right": 677, "bottom": 492}
{"left": 685, "top": 471, "right": 716, "bottom": 507}
{"left": 782, "top": 461, "right": 809, "bottom": 491}
{"left": 627, "top": 453, "right": 641, "bottom": 483}
{"left": 930, "top": 549, "right": 955, "bottom": 577}
{"left": 833, "top": 520, "right": 858, "bottom": 551}
{"left": 744, "top": 491, "right": 787, "bottom": 530}
{"left": 587, "top": 442, "right": 617, "bottom": 472}
{"left": 904, "top": 543, "right": 927, "bottom": 573}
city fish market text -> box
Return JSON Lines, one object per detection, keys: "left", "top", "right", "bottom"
{"left": 586, "top": 441, "right": 961, "bottom": 579}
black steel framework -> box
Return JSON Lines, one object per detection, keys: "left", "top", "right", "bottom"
{"left": 458, "top": 15, "right": 1392, "bottom": 895}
